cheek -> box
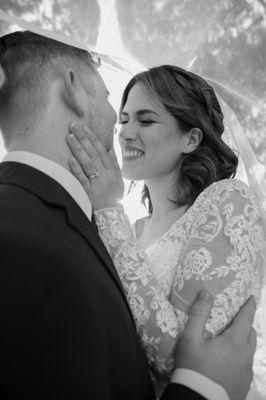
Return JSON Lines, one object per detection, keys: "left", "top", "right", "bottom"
{"left": 146, "top": 140, "right": 182, "bottom": 172}
{"left": 146, "top": 134, "right": 181, "bottom": 157}
{"left": 87, "top": 103, "right": 99, "bottom": 129}
{"left": 103, "top": 106, "right": 115, "bottom": 129}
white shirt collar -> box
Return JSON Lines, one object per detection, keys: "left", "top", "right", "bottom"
{"left": 3, "top": 151, "right": 92, "bottom": 221}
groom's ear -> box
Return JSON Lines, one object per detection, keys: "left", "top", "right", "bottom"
{"left": 61, "top": 69, "right": 87, "bottom": 118}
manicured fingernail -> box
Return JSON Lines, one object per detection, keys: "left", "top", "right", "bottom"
{"left": 198, "top": 290, "right": 211, "bottom": 303}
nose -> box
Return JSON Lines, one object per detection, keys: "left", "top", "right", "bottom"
{"left": 118, "top": 121, "right": 137, "bottom": 143}
{"left": 109, "top": 104, "right": 117, "bottom": 126}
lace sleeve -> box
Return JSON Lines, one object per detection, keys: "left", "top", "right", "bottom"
{"left": 170, "top": 179, "right": 265, "bottom": 336}
{"left": 93, "top": 180, "right": 265, "bottom": 380}
{"left": 94, "top": 206, "right": 187, "bottom": 380}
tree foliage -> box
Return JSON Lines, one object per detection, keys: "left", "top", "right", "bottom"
{"left": 0, "top": 0, "right": 100, "bottom": 43}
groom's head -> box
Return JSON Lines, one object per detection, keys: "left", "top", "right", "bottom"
{"left": 0, "top": 31, "right": 116, "bottom": 152}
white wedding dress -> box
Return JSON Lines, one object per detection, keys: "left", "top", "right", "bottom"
{"left": 94, "top": 178, "right": 266, "bottom": 399}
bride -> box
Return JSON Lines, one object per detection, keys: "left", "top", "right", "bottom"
{"left": 67, "top": 65, "right": 265, "bottom": 398}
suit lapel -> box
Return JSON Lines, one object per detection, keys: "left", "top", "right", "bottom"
{"left": 0, "top": 162, "right": 132, "bottom": 310}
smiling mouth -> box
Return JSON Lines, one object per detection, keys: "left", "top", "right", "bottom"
{"left": 122, "top": 149, "right": 145, "bottom": 161}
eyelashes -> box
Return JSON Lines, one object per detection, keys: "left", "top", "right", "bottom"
{"left": 139, "top": 121, "right": 155, "bottom": 125}
{"left": 120, "top": 120, "right": 155, "bottom": 126}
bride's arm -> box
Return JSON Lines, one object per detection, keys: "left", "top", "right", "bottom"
{"left": 67, "top": 127, "right": 265, "bottom": 381}
{"left": 94, "top": 205, "right": 187, "bottom": 379}
{"left": 67, "top": 126, "right": 185, "bottom": 378}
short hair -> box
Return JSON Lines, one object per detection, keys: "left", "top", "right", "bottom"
{"left": 0, "top": 31, "right": 100, "bottom": 140}
{"left": 119, "top": 65, "right": 238, "bottom": 213}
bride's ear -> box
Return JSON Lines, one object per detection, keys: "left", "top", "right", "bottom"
{"left": 183, "top": 128, "right": 203, "bottom": 153}
{"left": 61, "top": 69, "right": 87, "bottom": 118}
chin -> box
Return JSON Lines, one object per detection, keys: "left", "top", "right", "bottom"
{"left": 121, "top": 166, "right": 144, "bottom": 181}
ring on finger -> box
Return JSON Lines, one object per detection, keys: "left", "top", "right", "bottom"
{"left": 88, "top": 169, "right": 99, "bottom": 180}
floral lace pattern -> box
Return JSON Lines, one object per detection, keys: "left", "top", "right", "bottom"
{"left": 94, "top": 179, "right": 265, "bottom": 379}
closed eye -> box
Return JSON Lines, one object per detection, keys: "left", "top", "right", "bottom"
{"left": 119, "top": 119, "right": 156, "bottom": 125}
{"left": 139, "top": 120, "right": 155, "bottom": 125}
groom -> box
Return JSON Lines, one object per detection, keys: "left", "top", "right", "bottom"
{"left": 0, "top": 31, "right": 256, "bottom": 400}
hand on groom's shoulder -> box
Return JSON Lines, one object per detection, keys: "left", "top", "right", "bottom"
{"left": 171, "top": 291, "right": 256, "bottom": 400}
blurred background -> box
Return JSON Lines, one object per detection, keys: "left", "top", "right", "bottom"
{"left": 0, "top": 0, "right": 266, "bottom": 219}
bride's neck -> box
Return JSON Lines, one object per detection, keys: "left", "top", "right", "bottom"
{"left": 145, "top": 176, "right": 178, "bottom": 222}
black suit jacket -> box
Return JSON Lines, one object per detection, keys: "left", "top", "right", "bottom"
{"left": 0, "top": 162, "right": 206, "bottom": 400}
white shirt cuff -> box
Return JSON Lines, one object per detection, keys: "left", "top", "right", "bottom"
{"left": 171, "top": 368, "right": 230, "bottom": 400}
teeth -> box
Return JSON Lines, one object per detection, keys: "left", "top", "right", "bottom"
{"left": 123, "top": 150, "right": 144, "bottom": 158}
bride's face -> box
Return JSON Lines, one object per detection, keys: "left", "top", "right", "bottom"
{"left": 119, "top": 83, "right": 187, "bottom": 181}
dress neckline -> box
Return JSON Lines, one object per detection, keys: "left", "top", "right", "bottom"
{"left": 142, "top": 178, "right": 240, "bottom": 252}
{"left": 140, "top": 179, "right": 232, "bottom": 252}
{"left": 139, "top": 204, "right": 193, "bottom": 253}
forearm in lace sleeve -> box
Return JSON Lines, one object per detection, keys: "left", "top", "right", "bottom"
{"left": 94, "top": 206, "right": 188, "bottom": 380}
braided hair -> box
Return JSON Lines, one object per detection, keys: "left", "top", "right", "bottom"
{"left": 119, "top": 65, "right": 238, "bottom": 215}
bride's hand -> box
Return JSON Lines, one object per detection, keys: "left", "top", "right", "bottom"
{"left": 67, "top": 124, "right": 124, "bottom": 211}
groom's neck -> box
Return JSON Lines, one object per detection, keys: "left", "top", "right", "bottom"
{"left": 4, "top": 85, "right": 79, "bottom": 172}
{"left": 6, "top": 119, "right": 73, "bottom": 172}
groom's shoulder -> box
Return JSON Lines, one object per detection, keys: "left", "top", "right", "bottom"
{"left": 0, "top": 182, "right": 55, "bottom": 235}
{"left": 0, "top": 184, "right": 64, "bottom": 259}
{"left": 0, "top": 182, "right": 43, "bottom": 213}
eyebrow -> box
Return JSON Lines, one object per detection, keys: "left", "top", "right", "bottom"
{"left": 121, "top": 109, "right": 160, "bottom": 117}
